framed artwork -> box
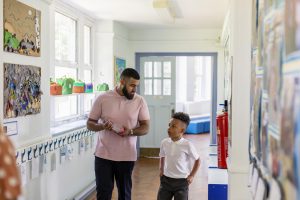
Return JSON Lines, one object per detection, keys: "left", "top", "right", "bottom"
{"left": 3, "top": 63, "right": 42, "bottom": 118}
{"left": 3, "top": 0, "right": 41, "bottom": 56}
{"left": 114, "top": 57, "right": 126, "bottom": 86}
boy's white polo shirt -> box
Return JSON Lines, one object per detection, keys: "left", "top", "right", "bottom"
{"left": 159, "top": 137, "right": 200, "bottom": 179}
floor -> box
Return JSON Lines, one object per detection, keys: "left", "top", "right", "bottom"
{"left": 86, "top": 133, "right": 210, "bottom": 200}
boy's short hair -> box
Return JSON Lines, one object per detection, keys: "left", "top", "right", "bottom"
{"left": 172, "top": 112, "right": 190, "bottom": 127}
{"left": 120, "top": 68, "right": 140, "bottom": 80}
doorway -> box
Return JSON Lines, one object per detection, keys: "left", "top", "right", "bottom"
{"left": 136, "top": 52, "right": 218, "bottom": 150}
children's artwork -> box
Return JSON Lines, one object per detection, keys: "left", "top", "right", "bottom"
{"left": 252, "top": 76, "right": 262, "bottom": 159}
{"left": 3, "top": 63, "right": 42, "bottom": 118}
{"left": 3, "top": 0, "right": 41, "bottom": 56}
{"left": 265, "top": 11, "right": 283, "bottom": 136}
{"left": 280, "top": 76, "right": 296, "bottom": 180}
{"left": 251, "top": 0, "right": 258, "bottom": 48}
{"left": 269, "top": 135, "right": 280, "bottom": 177}
{"left": 250, "top": 0, "right": 300, "bottom": 199}
{"left": 284, "top": 0, "right": 300, "bottom": 57}
{"left": 280, "top": 74, "right": 299, "bottom": 197}
{"left": 251, "top": 50, "right": 258, "bottom": 107}
{"left": 114, "top": 57, "right": 126, "bottom": 86}
{"left": 260, "top": 98, "right": 269, "bottom": 167}
{"left": 293, "top": 78, "right": 300, "bottom": 197}
{"left": 257, "top": 0, "right": 265, "bottom": 67}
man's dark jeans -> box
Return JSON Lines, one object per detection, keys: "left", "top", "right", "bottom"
{"left": 95, "top": 156, "right": 135, "bottom": 200}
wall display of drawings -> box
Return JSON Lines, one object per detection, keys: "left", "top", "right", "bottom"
{"left": 249, "top": 0, "right": 300, "bottom": 199}
{"left": 251, "top": 70, "right": 263, "bottom": 161}
{"left": 3, "top": 63, "right": 42, "bottom": 119}
{"left": 114, "top": 57, "right": 126, "bottom": 86}
{"left": 224, "top": 38, "right": 233, "bottom": 146}
{"left": 284, "top": 0, "right": 300, "bottom": 56}
{"left": 3, "top": 0, "right": 41, "bottom": 56}
{"left": 279, "top": 61, "right": 300, "bottom": 199}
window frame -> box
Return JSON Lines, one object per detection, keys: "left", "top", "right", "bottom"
{"left": 50, "top": 2, "right": 95, "bottom": 127}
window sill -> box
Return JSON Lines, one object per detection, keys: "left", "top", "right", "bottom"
{"left": 50, "top": 119, "right": 87, "bottom": 136}
{"left": 50, "top": 91, "right": 104, "bottom": 97}
{"left": 50, "top": 93, "right": 93, "bottom": 97}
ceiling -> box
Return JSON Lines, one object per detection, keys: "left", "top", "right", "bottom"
{"left": 60, "top": 0, "right": 229, "bottom": 30}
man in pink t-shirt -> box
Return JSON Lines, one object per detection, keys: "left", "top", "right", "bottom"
{"left": 87, "top": 68, "right": 150, "bottom": 200}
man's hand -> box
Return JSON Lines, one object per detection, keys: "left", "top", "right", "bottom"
{"left": 118, "top": 127, "right": 130, "bottom": 137}
{"left": 103, "top": 120, "right": 113, "bottom": 131}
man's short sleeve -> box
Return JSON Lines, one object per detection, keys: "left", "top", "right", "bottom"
{"left": 88, "top": 95, "right": 102, "bottom": 120}
{"left": 138, "top": 97, "right": 150, "bottom": 121}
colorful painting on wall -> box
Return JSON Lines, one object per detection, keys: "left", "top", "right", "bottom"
{"left": 114, "top": 57, "right": 126, "bottom": 86}
{"left": 3, "top": 0, "right": 41, "bottom": 56}
{"left": 3, "top": 63, "right": 42, "bottom": 118}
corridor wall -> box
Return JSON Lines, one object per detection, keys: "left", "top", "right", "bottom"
{"left": 248, "top": 0, "right": 300, "bottom": 199}
{"left": 0, "top": 1, "right": 97, "bottom": 199}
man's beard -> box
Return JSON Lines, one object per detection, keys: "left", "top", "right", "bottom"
{"left": 122, "top": 86, "right": 134, "bottom": 100}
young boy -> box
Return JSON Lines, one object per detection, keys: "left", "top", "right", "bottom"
{"left": 157, "top": 112, "right": 200, "bottom": 200}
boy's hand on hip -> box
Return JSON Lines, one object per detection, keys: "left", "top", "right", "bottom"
{"left": 187, "top": 175, "right": 194, "bottom": 185}
{"left": 159, "top": 170, "right": 164, "bottom": 177}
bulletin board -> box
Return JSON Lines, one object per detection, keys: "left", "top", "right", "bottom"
{"left": 248, "top": 0, "right": 300, "bottom": 199}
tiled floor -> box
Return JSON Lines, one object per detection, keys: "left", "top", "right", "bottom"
{"left": 87, "top": 133, "right": 210, "bottom": 200}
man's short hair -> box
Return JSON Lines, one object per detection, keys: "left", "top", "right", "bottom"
{"left": 120, "top": 68, "right": 140, "bottom": 80}
{"left": 172, "top": 112, "right": 190, "bottom": 126}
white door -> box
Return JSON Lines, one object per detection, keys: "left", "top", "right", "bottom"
{"left": 140, "top": 56, "right": 176, "bottom": 148}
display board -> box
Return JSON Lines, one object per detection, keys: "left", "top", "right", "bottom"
{"left": 249, "top": 0, "right": 300, "bottom": 199}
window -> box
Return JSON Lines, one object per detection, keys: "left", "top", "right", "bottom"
{"left": 194, "top": 56, "right": 211, "bottom": 101}
{"left": 84, "top": 26, "right": 91, "bottom": 65}
{"left": 143, "top": 61, "right": 172, "bottom": 96}
{"left": 176, "top": 56, "right": 212, "bottom": 102}
{"left": 55, "top": 12, "right": 76, "bottom": 63}
{"left": 52, "top": 10, "right": 94, "bottom": 126}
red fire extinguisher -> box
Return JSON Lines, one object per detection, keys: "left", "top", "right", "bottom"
{"left": 216, "top": 101, "right": 228, "bottom": 169}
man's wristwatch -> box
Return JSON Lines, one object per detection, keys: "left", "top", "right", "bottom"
{"left": 130, "top": 129, "right": 134, "bottom": 136}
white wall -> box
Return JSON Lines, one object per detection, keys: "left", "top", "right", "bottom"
{"left": 1, "top": 0, "right": 51, "bottom": 148}
{"left": 226, "top": 0, "right": 252, "bottom": 199}
{"left": 96, "top": 25, "right": 225, "bottom": 107}
{"left": 0, "top": 1, "right": 97, "bottom": 199}
{"left": 94, "top": 20, "right": 114, "bottom": 89}
{"left": 113, "top": 22, "right": 129, "bottom": 63}
{"left": 127, "top": 28, "right": 225, "bottom": 106}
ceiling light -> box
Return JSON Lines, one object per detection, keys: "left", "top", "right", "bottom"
{"left": 153, "top": 0, "right": 176, "bottom": 23}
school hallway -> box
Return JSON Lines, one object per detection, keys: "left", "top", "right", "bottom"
{"left": 86, "top": 134, "right": 210, "bottom": 200}
{"left": 1, "top": 0, "right": 300, "bottom": 199}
